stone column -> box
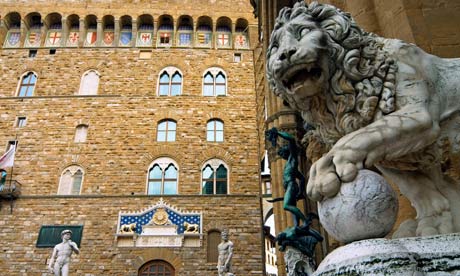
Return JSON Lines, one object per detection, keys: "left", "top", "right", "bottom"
{"left": 79, "top": 18, "right": 85, "bottom": 47}
{"left": 20, "top": 19, "right": 27, "bottom": 47}
{"left": 131, "top": 19, "right": 137, "bottom": 47}
{"left": 96, "top": 19, "right": 103, "bottom": 46}
{"left": 61, "top": 17, "right": 68, "bottom": 47}
{"left": 39, "top": 20, "right": 46, "bottom": 47}
{"left": 114, "top": 18, "right": 120, "bottom": 46}
{"left": 0, "top": 18, "right": 7, "bottom": 48}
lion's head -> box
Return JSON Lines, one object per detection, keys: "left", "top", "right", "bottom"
{"left": 266, "top": 1, "right": 397, "bottom": 145}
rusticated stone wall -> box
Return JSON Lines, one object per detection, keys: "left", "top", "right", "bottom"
{"left": 0, "top": 0, "right": 264, "bottom": 275}
{"left": 0, "top": 48, "right": 260, "bottom": 197}
{"left": 0, "top": 196, "right": 262, "bottom": 276}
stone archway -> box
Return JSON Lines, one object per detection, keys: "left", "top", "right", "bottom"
{"left": 138, "top": 260, "right": 175, "bottom": 276}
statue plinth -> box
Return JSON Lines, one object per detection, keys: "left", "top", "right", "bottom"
{"left": 284, "top": 246, "right": 316, "bottom": 276}
{"left": 313, "top": 234, "right": 460, "bottom": 275}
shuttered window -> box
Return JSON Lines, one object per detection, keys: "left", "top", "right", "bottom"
{"left": 36, "top": 225, "right": 83, "bottom": 248}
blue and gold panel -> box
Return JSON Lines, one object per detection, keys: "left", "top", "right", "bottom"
{"left": 117, "top": 198, "right": 202, "bottom": 235}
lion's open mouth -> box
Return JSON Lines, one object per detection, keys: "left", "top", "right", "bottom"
{"left": 281, "top": 63, "right": 322, "bottom": 92}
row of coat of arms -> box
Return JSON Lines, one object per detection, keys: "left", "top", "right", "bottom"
{"left": 4, "top": 29, "right": 248, "bottom": 49}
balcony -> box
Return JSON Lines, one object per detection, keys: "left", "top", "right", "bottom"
{"left": 0, "top": 180, "right": 20, "bottom": 213}
{"left": 0, "top": 179, "right": 21, "bottom": 199}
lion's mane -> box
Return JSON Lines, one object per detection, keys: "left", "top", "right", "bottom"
{"left": 267, "top": 1, "right": 398, "bottom": 146}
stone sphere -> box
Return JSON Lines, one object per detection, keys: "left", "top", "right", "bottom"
{"left": 318, "top": 169, "right": 398, "bottom": 243}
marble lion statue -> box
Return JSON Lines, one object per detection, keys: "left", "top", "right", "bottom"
{"left": 120, "top": 223, "right": 136, "bottom": 234}
{"left": 266, "top": 1, "right": 460, "bottom": 237}
{"left": 183, "top": 222, "right": 199, "bottom": 234}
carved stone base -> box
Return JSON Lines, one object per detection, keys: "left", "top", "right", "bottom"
{"left": 314, "top": 233, "right": 460, "bottom": 275}
{"left": 284, "top": 246, "right": 316, "bottom": 276}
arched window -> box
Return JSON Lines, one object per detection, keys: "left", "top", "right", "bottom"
{"left": 234, "top": 18, "right": 249, "bottom": 49}
{"left": 18, "top": 72, "right": 37, "bottom": 97}
{"left": 216, "top": 17, "right": 232, "bottom": 48}
{"left": 157, "top": 67, "right": 182, "bottom": 96}
{"left": 74, "top": 124, "right": 88, "bottom": 143}
{"left": 44, "top": 13, "right": 63, "bottom": 47}
{"left": 196, "top": 16, "right": 212, "bottom": 48}
{"left": 24, "top": 13, "right": 42, "bottom": 48}
{"left": 157, "top": 120, "right": 176, "bottom": 142}
{"left": 147, "top": 157, "right": 178, "bottom": 195}
{"left": 157, "top": 15, "right": 173, "bottom": 47}
{"left": 207, "top": 230, "right": 221, "bottom": 263}
{"left": 84, "top": 15, "right": 98, "bottom": 47}
{"left": 66, "top": 14, "right": 80, "bottom": 47}
{"left": 139, "top": 260, "right": 175, "bottom": 276}
{"left": 207, "top": 119, "right": 224, "bottom": 142}
{"left": 58, "top": 165, "right": 84, "bottom": 195}
{"left": 177, "top": 16, "right": 193, "bottom": 47}
{"left": 101, "top": 15, "right": 115, "bottom": 47}
{"left": 3, "top": 12, "right": 22, "bottom": 48}
{"left": 136, "top": 14, "right": 154, "bottom": 47}
{"left": 78, "top": 70, "right": 100, "bottom": 95}
{"left": 119, "top": 15, "right": 133, "bottom": 46}
{"left": 202, "top": 159, "right": 228, "bottom": 194}
{"left": 202, "top": 68, "right": 227, "bottom": 96}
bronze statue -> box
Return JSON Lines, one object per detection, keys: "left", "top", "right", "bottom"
{"left": 265, "top": 127, "right": 323, "bottom": 257}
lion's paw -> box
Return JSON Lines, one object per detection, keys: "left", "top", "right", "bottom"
{"left": 307, "top": 153, "right": 361, "bottom": 201}
{"left": 307, "top": 155, "right": 342, "bottom": 201}
{"left": 416, "top": 211, "right": 454, "bottom": 236}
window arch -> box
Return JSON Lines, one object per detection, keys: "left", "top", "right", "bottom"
{"left": 207, "top": 119, "right": 224, "bottom": 142}
{"left": 216, "top": 17, "right": 232, "bottom": 48}
{"left": 196, "top": 16, "right": 212, "bottom": 48}
{"left": 17, "top": 72, "right": 37, "bottom": 97}
{"left": 157, "top": 15, "right": 173, "bottom": 47}
{"left": 139, "top": 260, "right": 175, "bottom": 276}
{"left": 202, "top": 68, "right": 227, "bottom": 96}
{"left": 147, "top": 157, "right": 178, "bottom": 195}
{"left": 58, "top": 165, "right": 84, "bottom": 195}
{"left": 207, "top": 229, "right": 221, "bottom": 263}
{"left": 66, "top": 14, "right": 80, "bottom": 47}
{"left": 157, "top": 67, "right": 182, "bottom": 96}
{"left": 24, "top": 12, "right": 42, "bottom": 48}
{"left": 3, "top": 12, "right": 21, "bottom": 48}
{"left": 157, "top": 120, "right": 176, "bottom": 142}
{"left": 44, "top": 13, "right": 63, "bottom": 47}
{"left": 201, "top": 159, "right": 228, "bottom": 194}
{"left": 136, "top": 14, "right": 154, "bottom": 47}
{"left": 177, "top": 15, "right": 193, "bottom": 47}
{"left": 84, "top": 15, "right": 98, "bottom": 47}
{"left": 74, "top": 124, "right": 88, "bottom": 143}
{"left": 119, "top": 15, "right": 133, "bottom": 46}
{"left": 78, "top": 70, "right": 100, "bottom": 95}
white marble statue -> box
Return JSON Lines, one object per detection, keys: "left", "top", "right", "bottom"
{"left": 217, "top": 230, "right": 234, "bottom": 276}
{"left": 266, "top": 1, "right": 460, "bottom": 238}
{"left": 48, "top": 229, "right": 80, "bottom": 276}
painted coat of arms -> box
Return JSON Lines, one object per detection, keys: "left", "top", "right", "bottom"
{"left": 4, "top": 31, "right": 20, "bottom": 47}
{"left": 67, "top": 31, "right": 79, "bottom": 46}
{"left": 85, "top": 31, "right": 97, "bottom": 46}
{"left": 120, "top": 32, "right": 132, "bottom": 46}
{"left": 137, "top": 32, "right": 152, "bottom": 46}
{"left": 46, "top": 31, "right": 62, "bottom": 46}
{"left": 25, "top": 32, "right": 41, "bottom": 47}
{"left": 103, "top": 31, "right": 114, "bottom": 46}
{"left": 217, "top": 33, "right": 230, "bottom": 47}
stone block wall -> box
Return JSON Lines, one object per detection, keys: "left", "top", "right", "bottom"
{"left": 0, "top": 196, "right": 263, "bottom": 276}
{"left": 0, "top": 48, "right": 259, "bottom": 196}
{"left": 0, "top": 0, "right": 264, "bottom": 275}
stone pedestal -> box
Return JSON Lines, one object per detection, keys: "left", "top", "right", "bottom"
{"left": 314, "top": 233, "right": 460, "bottom": 275}
{"left": 284, "top": 246, "right": 316, "bottom": 276}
